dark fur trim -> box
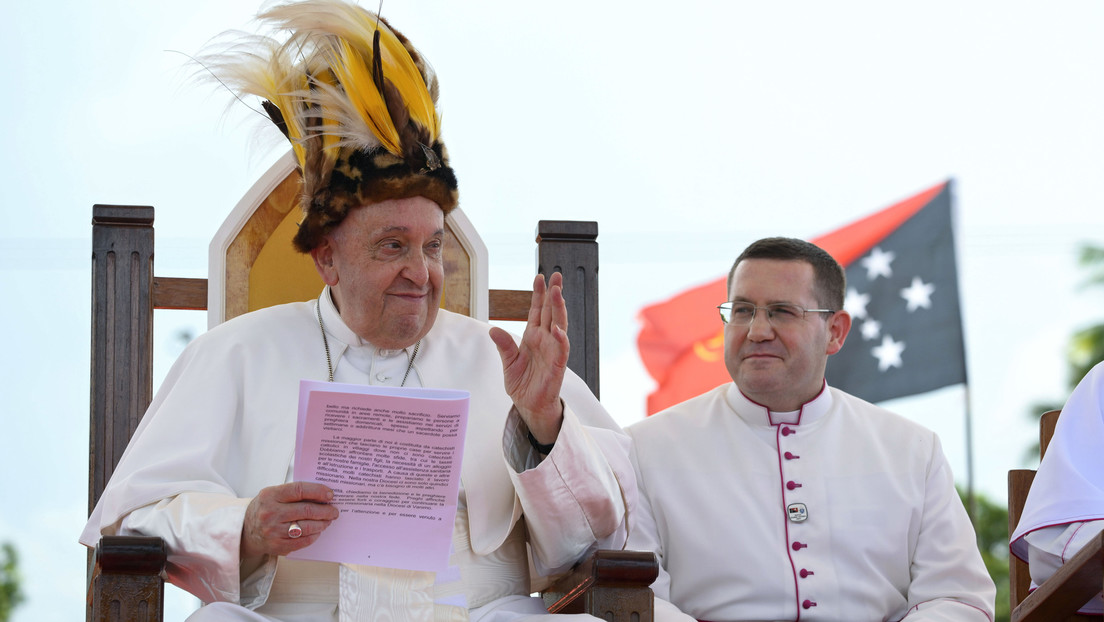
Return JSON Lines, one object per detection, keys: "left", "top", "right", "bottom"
{"left": 291, "top": 141, "right": 458, "bottom": 253}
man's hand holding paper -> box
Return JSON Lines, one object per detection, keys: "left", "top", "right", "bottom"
{"left": 290, "top": 383, "right": 469, "bottom": 571}
{"left": 241, "top": 482, "right": 338, "bottom": 558}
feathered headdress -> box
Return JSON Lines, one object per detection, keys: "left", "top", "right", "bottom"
{"left": 203, "top": 0, "right": 458, "bottom": 252}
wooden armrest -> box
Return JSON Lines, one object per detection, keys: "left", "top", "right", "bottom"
{"left": 88, "top": 536, "right": 167, "bottom": 622}
{"left": 1012, "top": 529, "right": 1104, "bottom": 622}
{"left": 542, "top": 550, "right": 658, "bottom": 622}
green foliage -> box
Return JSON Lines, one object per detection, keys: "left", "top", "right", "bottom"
{"left": 1077, "top": 243, "right": 1104, "bottom": 289}
{"left": 1024, "top": 242, "right": 1104, "bottom": 462}
{"left": 0, "top": 542, "right": 24, "bottom": 622}
{"left": 1070, "top": 323, "right": 1104, "bottom": 383}
{"left": 960, "top": 487, "right": 1010, "bottom": 622}
{"left": 1064, "top": 242, "right": 1104, "bottom": 388}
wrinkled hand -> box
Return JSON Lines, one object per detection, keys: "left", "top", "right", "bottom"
{"left": 489, "top": 272, "right": 569, "bottom": 444}
{"left": 241, "top": 482, "right": 339, "bottom": 558}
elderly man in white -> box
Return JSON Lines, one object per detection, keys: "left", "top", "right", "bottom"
{"left": 81, "top": 3, "right": 633, "bottom": 620}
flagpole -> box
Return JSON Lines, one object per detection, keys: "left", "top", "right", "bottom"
{"left": 950, "top": 179, "right": 976, "bottom": 523}
{"left": 964, "top": 384, "right": 976, "bottom": 522}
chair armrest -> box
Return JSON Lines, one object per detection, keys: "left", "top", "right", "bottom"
{"left": 87, "top": 536, "right": 167, "bottom": 622}
{"left": 1012, "top": 528, "right": 1104, "bottom": 622}
{"left": 542, "top": 550, "right": 658, "bottom": 622}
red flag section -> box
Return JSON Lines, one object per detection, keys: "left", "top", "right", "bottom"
{"left": 812, "top": 182, "right": 946, "bottom": 266}
{"left": 637, "top": 277, "right": 729, "bottom": 414}
{"left": 636, "top": 181, "right": 952, "bottom": 415}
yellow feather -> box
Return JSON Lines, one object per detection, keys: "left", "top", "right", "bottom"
{"left": 314, "top": 70, "right": 343, "bottom": 166}
{"left": 373, "top": 21, "right": 439, "bottom": 141}
{"left": 261, "top": 0, "right": 440, "bottom": 150}
{"left": 200, "top": 0, "right": 460, "bottom": 250}
{"left": 266, "top": 65, "right": 308, "bottom": 167}
{"left": 329, "top": 38, "right": 402, "bottom": 154}
{"left": 206, "top": 1, "right": 443, "bottom": 169}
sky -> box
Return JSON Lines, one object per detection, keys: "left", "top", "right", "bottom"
{"left": 3, "top": 1, "right": 1104, "bottom": 620}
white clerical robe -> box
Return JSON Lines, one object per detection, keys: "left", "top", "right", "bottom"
{"left": 81, "top": 290, "right": 634, "bottom": 621}
{"left": 626, "top": 382, "right": 995, "bottom": 622}
{"left": 1011, "top": 360, "right": 1104, "bottom": 615}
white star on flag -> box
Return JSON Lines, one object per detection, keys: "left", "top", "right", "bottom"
{"left": 872, "top": 334, "right": 906, "bottom": 371}
{"left": 861, "top": 247, "right": 895, "bottom": 280}
{"left": 900, "top": 276, "right": 935, "bottom": 312}
{"left": 860, "top": 319, "right": 882, "bottom": 341}
{"left": 844, "top": 288, "right": 871, "bottom": 320}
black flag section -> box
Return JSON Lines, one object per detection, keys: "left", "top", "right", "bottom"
{"left": 824, "top": 182, "right": 967, "bottom": 403}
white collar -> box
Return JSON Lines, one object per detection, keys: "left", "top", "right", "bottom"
{"left": 724, "top": 380, "right": 834, "bottom": 427}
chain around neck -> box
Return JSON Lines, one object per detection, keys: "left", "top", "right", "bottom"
{"left": 316, "top": 297, "right": 420, "bottom": 385}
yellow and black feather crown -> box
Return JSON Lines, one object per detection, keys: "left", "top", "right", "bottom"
{"left": 203, "top": 0, "right": 458, "bottom": 252}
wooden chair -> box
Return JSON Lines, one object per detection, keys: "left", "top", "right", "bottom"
{"left": 1008, "top": 409, "right": 1104, "bottom": 622}
{"left": 87, "top": 154, "right": 654, "bottom": 622}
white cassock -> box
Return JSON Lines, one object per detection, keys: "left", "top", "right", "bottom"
{"left": 1011, "top": 360, "right": 1104, "bottom": 615}
{"left": 81, "top": 288, "right": 635, "bottom": 622}
{"left": 626, "top": 382, "right": 995, "bottom": 622}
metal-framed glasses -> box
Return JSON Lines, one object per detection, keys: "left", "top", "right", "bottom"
{"left": 717, "top": 302, "right": 836, "bottom": 326}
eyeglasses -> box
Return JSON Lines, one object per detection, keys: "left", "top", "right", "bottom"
{"left": 717, "top": 302, "right": 835, "bottom": 326}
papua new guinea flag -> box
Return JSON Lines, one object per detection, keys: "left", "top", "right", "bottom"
{"left": 636, "top": 180, "right": 966, "bottom": 414}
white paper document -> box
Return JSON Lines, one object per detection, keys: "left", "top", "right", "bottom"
{"left": 289, "top": 380, "right": 470, "bottom": 572}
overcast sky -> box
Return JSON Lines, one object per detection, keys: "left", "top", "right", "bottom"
{"left": 3, "top": 2, "right": 1104, "bottom": 620}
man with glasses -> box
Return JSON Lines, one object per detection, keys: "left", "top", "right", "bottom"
{"left": 626, "top": 237, "right": 995, "bottom": 621}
